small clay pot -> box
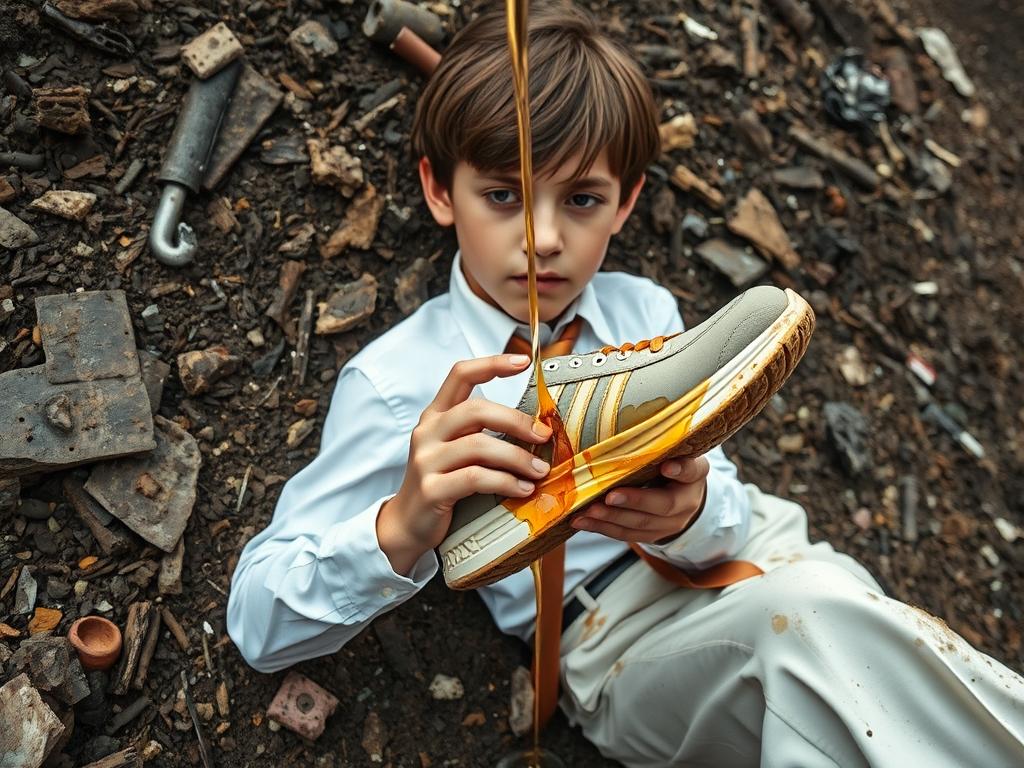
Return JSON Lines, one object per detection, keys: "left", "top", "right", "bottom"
{"left": 68, "top": 615, "right": 122, "bottom": 671}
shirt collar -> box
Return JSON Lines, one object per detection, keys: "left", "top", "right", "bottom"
{"left": 448, "top": 250, "right": 616, "bottom": 358}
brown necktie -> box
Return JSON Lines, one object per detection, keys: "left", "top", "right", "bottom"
{"left": 504, "top": 316, "right": 763, "bottom": 732}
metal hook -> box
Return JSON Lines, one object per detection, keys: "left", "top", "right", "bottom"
{"left": 149, "top": 184, "right": 198, "bottom": 267}
{"left": 149, "top": 61, "right": 241, "bottom": 268}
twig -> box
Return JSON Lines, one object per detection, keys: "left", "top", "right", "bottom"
{"left": 181, "top": 671, "right": 215, "bottom": 768}
{"left": 789, "top": 126, "right": 880, "bottom": 189}
{"left": 132, "top": 608, "right": 162, "bottom": 690}
{"left": 291, "top": 289, "right": 314, "bottom": 386}
{"left": 161, "top": 606, "right": 190, "bottom": 652}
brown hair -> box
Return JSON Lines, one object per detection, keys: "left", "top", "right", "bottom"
{"left": 410, "top": 1, "right": 660, "bottom": 203}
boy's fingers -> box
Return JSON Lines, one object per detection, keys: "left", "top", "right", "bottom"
{"left": 661, "top": 456, "right": 710, "bottom": 483}
{"left": 439, "top": 465, "right": 536, "bottom": 504}
{"left": 571, "top": 513, "right": 676, "bottom": 544}
{"left": 442, "top": 399, "right": 552, "bottom": 444}
{"left": 431, "top": 355, "right": 532, "bottom": 411}
{"left": 442, "top": 433, "right": 550, "bottom": 480}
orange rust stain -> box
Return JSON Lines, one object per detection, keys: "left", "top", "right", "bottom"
{"left": 772, "top": 615, "right": 789, "bottom": 634}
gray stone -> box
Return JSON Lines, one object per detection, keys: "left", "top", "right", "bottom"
{"left": 11, "top": 635, "right": 90, "bottom": 706}
{"left": 15, "top": 566, "right": 37, "bottom": 615}
{"left": 19, "top": 498, "right": 52, "bottom": 520}
{"left": 0, "top": 205, "right": 39, "bottom": 249}
{"left": 289, "top": 20, "right": 338, "bottom": 72}
{"left": 695, "top": 238, "right": 769, "bottom": 288}
{"left": 0, "top": 674, "right": 66, "bottom": 768}
{"left": 824, "top": 401, "right": 871, "bottom": 475}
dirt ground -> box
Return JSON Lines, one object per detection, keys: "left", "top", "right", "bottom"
{"left": 2, "top": 0, "right": 1023, "bottom": 765}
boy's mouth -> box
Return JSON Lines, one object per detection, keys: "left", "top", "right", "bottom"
{"left": 510, "top": 273, "right": 567, "bottom": 295}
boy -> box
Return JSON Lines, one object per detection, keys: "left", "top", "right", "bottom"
{"left": 227, "top": 4, "right": 1024, "bottom": 765}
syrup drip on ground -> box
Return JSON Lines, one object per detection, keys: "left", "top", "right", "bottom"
{"left": 505, "top": 1, "right": 575, "bottom": 764}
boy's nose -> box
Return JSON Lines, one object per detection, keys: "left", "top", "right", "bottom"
{"left": 522, "top": 205, "right": 563, "bottom": 258}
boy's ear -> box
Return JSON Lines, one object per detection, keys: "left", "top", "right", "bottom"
{"left": 610, "top": 173, "right": 647, "bottom": 235}
{"left": 419, "top": 156, "right": 455, "bottom": 227}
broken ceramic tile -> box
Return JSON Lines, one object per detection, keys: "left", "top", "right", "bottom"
{"left": 84, "top": 416, "right": 201, "bottom": 552}
{"left": 267, "top": 671, "right": 339, "bottom": 741}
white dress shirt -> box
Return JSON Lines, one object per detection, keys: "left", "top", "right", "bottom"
{"left": 227, "top": 252, "right": 753, "bottom": 673}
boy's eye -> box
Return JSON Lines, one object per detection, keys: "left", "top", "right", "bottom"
{"left": 486, "top": 189, "right": 520, "bottom": 206}
{"left": 569, "top": 193, "right": 601, "bottom": 209}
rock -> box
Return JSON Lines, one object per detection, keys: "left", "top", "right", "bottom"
{"left": 658, "top": 113, "right": 697, "bottom": 152}
{"left": 361, "top": 711, "right": 387, "bottom": 763}
{"left": 15, "top": 566, "right": 37, "bottom": 615}
{"left": 770, "top": 166, "right": 825, "bottom": 190}
{"left": 727, "top": 188, "right": 799, "bottom": 269}
{"left": 289, "top": 20, "right": 339, "bottom": 72}
{"left": 320, "top": 183, "right": 384, "bottom": 257}
{"left": 176, "top": 345, "right": 241, "bottom": 395}
{"left": 180, "top": 22, "right": 244, "bottom": 79}
{"left": 823, "top": 402, "right": 871, "bottom": 476}
{"left": 33, "top": 86, "right": 91, "bottom": 134}
{"left": 371, "top": 615, "right": 421, "bottom": 679}
{"left": 11, "top": 635, "right": 90, "bottom": 706}
{"left": 307, "top": 139, "right": 363, "bottom": 197}
{"left": 0, "top": 479, "right": 18, "bottom": 516}
{"left": 285, "top": 418, "right": 315, "bottom": 448}
{"left": 836, "top": 346, "right": 871, "bottom": 387}
{"left": 267, "top": 671, "right": 339, "bottom": 741}
{"left": 43, "top": 393, "right": 73, "bottom": 432}
{"left": 85, "top": 416, "right": 201, "bottom": 552}
{"left": 650, "top": 186, "right": 677, "bottom": 235}
{"left": 37, "top": 291, "right": 139, "bottom": 383}
{"left": 0, "top": 177, "right": 17, "bottom": 204}
{"left": 136, "top": 352, "right": 169, "bottom": 415}
{"left": 428, "top": 674, "right": 464, "bottom": 701}
{"left": 735, "top": 109, "right": 772, "bottom": 156}
{"left": 695, "top": 238, "right": 768, "bottom": 288}
{"left": 140, "top": 304, "right": 162, "bottom": 334}
{"left": 680, "top": 211, "right": 708, "bottom": 239}
{"left": 29, "top": 190, "right": 97, "bottom": 221}
{"left": 0, "top": 205, "right": 39, "bottom": 249}
{"left": 776, "top": 434, "right": 804, "bottom": 453}
{"left": 508, "top": 666, "right": 533, "bottom": 737}
{"left": 19, "top": 498, "right": 52, "bottom": 520}
{"left": 316, "top": 273, "right": 378, "bottom": 335}
{"left": 0, "top": 674, "right": 66, "bottom": 768}
{"left": 394, "top": 257, "right": 435, "bottom": 316}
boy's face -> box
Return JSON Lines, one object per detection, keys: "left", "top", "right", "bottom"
{"left": 419, "top": 148, "right": 645, "bottom": 324}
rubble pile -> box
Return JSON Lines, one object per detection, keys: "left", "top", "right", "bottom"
{"left": 1, "top": 0, "right": 1021, "bottom": 765}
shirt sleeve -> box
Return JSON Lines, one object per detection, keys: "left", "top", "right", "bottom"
{"left": 637, "top": 288, "right": 754, "bottom": 569}
{"left": 226, "top": 366, "right": 437, "bottom": 673}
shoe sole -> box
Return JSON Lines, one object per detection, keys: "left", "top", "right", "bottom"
{"left": 441, "top": 288, "right": 815, "bottom": 590}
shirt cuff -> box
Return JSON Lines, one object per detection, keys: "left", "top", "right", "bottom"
{"left": 318, "top": 495, "right": 438, "bottom": 622}
{"left": 638, "top": 466, "right": 742, "bottom": 568}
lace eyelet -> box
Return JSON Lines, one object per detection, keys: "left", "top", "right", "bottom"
{"left": 568, "top": 357, "right": 583, "bottom": 368}
{"left": 543, "top": 360, "right": 559, "bottom": 372}
{"left": 592, "top": 354, "right": 607, "bottom": 367}
{"left": 615, "top": 350, "right": 631, "bottom": 361}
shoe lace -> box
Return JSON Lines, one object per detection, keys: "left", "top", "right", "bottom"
{"left": 599, "top": 333, "right": 677, "bottom": 356}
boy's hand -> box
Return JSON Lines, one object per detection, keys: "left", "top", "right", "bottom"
{"left": 571, "top": 456, "right": 710, "bottom": 544}
{"left": 378, "top": 354, "right": 553, "bottom": 575}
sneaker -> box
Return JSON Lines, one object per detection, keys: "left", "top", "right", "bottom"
{"left": 440, "top": 285, "right": 814, "bottom": 590}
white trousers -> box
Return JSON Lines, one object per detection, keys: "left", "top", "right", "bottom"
{"left": 559, "top": 485, "right": 1024, "bottom": 767}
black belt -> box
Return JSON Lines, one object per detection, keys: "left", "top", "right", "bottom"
{"left": 561, "top": 548, "right": 640, "bottom": 633}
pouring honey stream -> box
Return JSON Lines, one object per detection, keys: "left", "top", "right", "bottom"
{"left": 505, "top": 1, "right": 575, "bottom": 765}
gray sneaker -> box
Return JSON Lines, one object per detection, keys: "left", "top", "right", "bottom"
{"left": 440, "top": 286, "right": 814, "bottom": 590}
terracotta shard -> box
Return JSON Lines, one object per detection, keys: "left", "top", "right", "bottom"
{"left": 84, "top": 416, "right": 201, "bottom": 552}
